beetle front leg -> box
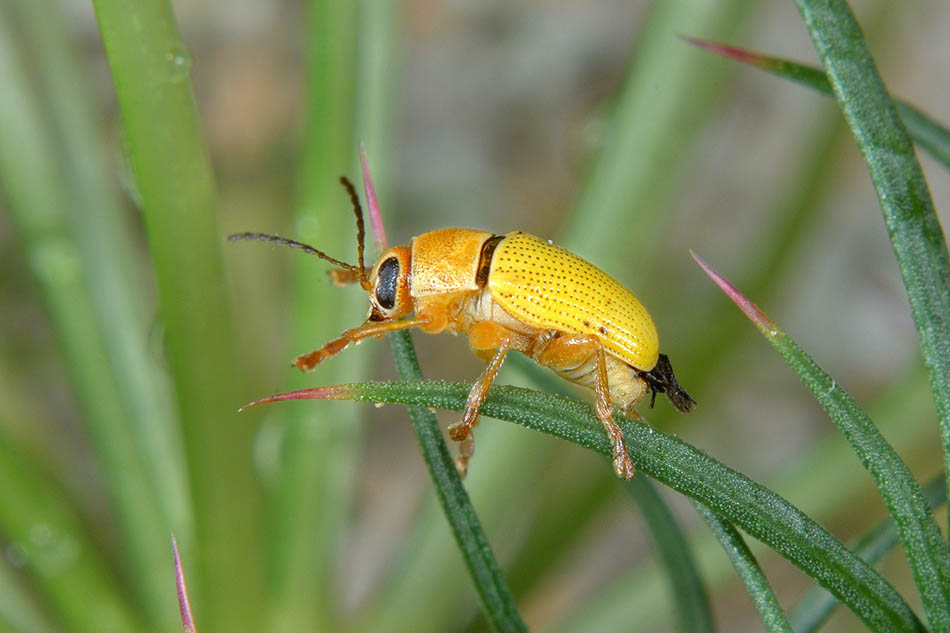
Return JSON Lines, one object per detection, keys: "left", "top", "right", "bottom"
{"left": 293, "top": 317, "right": 430, "bottom": 371}
{"left": 448, "top": 321, "right": 515, "bottom": 475}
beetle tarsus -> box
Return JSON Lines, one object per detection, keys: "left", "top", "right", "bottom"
{"left": 454, "top": 436, "right": 475, "bottom": 478}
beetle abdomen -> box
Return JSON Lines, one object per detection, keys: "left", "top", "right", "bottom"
{"left": 488, "top": 233, "right": 659, "bottom": 370}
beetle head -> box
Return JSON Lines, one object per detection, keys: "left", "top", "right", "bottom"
{"left": 366, "top": 246, "right": 412, "bottom": 321}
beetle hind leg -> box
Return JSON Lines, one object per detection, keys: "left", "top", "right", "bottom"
{"left": 591, "top": 347, "right": 636, "bottom": 479}
{"left": 535, "top": 334, "right": 636, "bottom": 479}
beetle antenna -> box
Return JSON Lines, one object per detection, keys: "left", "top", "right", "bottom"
{"left": 338, "top": 176, "right": 372, "bottom": 291}
{"left": 227, "top": 232, "right": 360, "bottom": 274}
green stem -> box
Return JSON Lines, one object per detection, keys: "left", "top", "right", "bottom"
{"left": 791, "top": 474, "right": 947, "bottom": 633}
{"left": 388, "top": 333, "right": 529, "bottom": 633}
{"left": 626, "top": 477, "right": 714, "bottom": 633}
{"left": 694, "top": 503, "right": 792, "bottom": 633}
{"left": 322, "top": 380, "right": 924, "bottom": 633}
{"left": 795, "top": 0, "right": 950, "bottom": 558}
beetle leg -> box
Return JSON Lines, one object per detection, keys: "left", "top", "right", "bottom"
{"left": 446, "top": 321, "right": 516, "bottom": 475}
{"left": 455, "top": 435, "right": 475, "bottom": 478}
{"left": 592, "top": 346, "right": 636, "bottom": 479}
{"left": 534, "top": 335, "right": 635, "bottom": 479}
{"left": 294, "top": 317, "right": 429, "bottom": 371}
{"left": 449, "top": 339, "right": 511, "bottom": 442}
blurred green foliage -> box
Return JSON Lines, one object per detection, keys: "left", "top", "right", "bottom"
{"left": 0, "top": 1, "right": 948, "bottom": 632}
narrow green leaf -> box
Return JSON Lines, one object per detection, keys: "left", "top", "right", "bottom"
{"left": 262, "top": 3, "right": 362, "bottom": 631}
{"left": 0, "top": 7, "right": 177, "bottom": 628}
{"left": 560, "top": 0, "right": 756, "bottom": 273}
{"left": 682, "top": 37, "right": 950, "bottom": 168}
{"left": 0, "top": 429, "right": 142, "bottom": 633}
{"left": 791, "top": 474, "right": 947, "bottom": 633}
{"left": 386, "top": 331, "right": 529, "bottom": 633}
{"left": 12, "top": 0, "right": 191, "bottom": 548}
{"left": 694, "top": 503, "right": 792, "bottom": 633}
{"left": 695, "top": 251, "right": 950, "bottom": 631}
{"left": 553, "top": 365, "right": 937, "bottom": 633}
{"left": 794, "top": 0, "right": 950, "bottom": 559}
{"left": 0, "top": 560, "right": 58, "bottom": 633}
{"left": 90, "top": 0, "right": 264, "bottom": 628}
{"left": 626, "top": 477, "right": 714, "bottom": 633}
{"left": 269, "top": 379, "right": 924, "bottom": 633}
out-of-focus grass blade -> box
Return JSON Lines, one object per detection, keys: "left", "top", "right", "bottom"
{"left": 626, "top": 476, "right": 714, "bottom": 633}
{"left": 791, "top": 474, "right": 947, "bottom": 633}
{"left": 0, "top": 549, "right": 60, "bottom": 633}
{"left": 90, "top": 0, "right": 264, "bottom": 629}
{"left": 253, "top": 379, "right": 924, "bottom": 633}
{"left": 0, "top": 6, "right": 177, "bottom": 629}
{"left": 694, "top": 251, "right": 950, "bottom": 631}
{"left": 261, "top": 2, "right": 362, "bottom": 631}
{"left": 0, "top": 429, "right": 142, "bottom": 633}
{"left": 12, "top": 0, "right": 190, "bottom": 546}
{"left": 794, "top": 0, "right": 950, "bottom": 554}
{"left": 694, "top": 503, "right": 792, "bottom": 633}
{"left": 682, "top": 37, "right": 950, "bottom": 168}
{"left": 560, "top": 0, "right": 756, "bottom": 273}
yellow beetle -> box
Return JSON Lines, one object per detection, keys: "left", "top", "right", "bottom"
{"left": 231, "top": 178, "right": 694, "bottom": 479}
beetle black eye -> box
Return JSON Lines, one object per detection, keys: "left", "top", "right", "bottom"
{"left": 375, "top": 257, "right": 399, "bottom": 309}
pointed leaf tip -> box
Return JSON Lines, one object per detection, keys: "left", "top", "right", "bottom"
{"left": 680, "top": 35, "right": 771, "bottom": 69}
{"left": 172, "top": 534, "right": 196, "bottom": 633}
{"left": 239, "top": 385, "right": 353, "bottom": 410}
{"left": 360, "top": 146, "right": 388, "bottom": 254}
{"left": 690, "top": 250, "right": 778, "bottom": 336}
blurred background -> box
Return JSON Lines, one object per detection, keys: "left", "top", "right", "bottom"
{"left": 1, "top": 0, "right": 948, "bottom": 632}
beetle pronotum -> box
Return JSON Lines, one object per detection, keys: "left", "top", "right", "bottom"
{"left": 231, "top": 177, "right": 695, "bottom": 479}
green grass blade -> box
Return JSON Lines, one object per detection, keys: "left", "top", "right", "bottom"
{"left": 682, "top": 37, "right": 950, "bottom": 169}
{"left": 791, "top": 474, "right": 947, "bottom": 633}
{"left": 90, "top": 0, "right": 264, "bottom": 629}
{"left": 794, "top": 0, "right": 950, "bottom": 553}
{"left": 560, "top": 0, "right": 755, "bottom": 271}
{"left": 0, "top": 8, "right": 177, "bottom": 629}
{"left": 626, "top": 477, "right": 714, "bottom": 633}
{"left": 553, "top": 365, "right": 937, "bottom": 633}
{"left": 694, "top": 503, "right": 792, "bottom": 633}
{"left": 897, "top": 104, "right": 950, "bottom": 168}
{"left": 0, "top": 561, "right": 58, "bottom": 633}
{"left": 386, "top": 331, "right": 529, "bottom": 633}
{"left": 695, "top": 251, "right": 950, "bottom": 631}
{"left": 0, "top": 429, "right": 142, "bottom": 633}
{"left": 262, "top": 2, "right": 362, "bottom": 631}
{"left": 267, "top": 379, "right": 924, "bottom": 633}
{"left": 352, "top": 0, "right": 398, "bottom": 201}
{"left": 12, "top": 0, "right": 191, "bottom": 550}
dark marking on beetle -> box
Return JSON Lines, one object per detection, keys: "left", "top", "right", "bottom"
{"left": 583, "top": 320, "right": 591, "bottom": 327}
{"left": 599, "top": 326, "right": 608, "bottom": 335}
{"left": 476, "top": 235, "right": 505, "bottom": 287}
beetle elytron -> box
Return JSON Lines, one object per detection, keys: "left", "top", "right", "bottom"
{"left": 231, "top": 177, "right": 695, "bottom": 479}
